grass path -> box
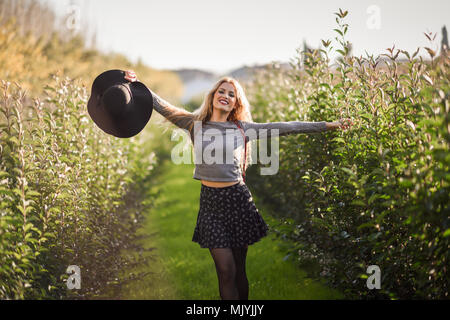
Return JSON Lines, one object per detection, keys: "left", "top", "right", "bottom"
{"left": 119, "top": 158, "right": 343, "bottom": 300}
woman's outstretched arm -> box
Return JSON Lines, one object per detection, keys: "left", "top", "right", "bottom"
{"left": 239, "top": 120, "right": 326, "bottom": 141}
{"left": 239, "top": 119, "right": 352, "bottom": 141}
{"left": 125, "top": 69, "right": 194, "bottom": 131}
{"left": 150, "top": 89, "right": 194, "bottom": 131}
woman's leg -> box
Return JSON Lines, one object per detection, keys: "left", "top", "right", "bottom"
{"left": 232, "top": 245, "right": 249, "bottom": 300}
{"left": 209, "top": 248, "right": 239, "bottom": 300}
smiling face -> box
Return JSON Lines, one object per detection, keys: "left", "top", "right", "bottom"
{"left": 212, "top": 82, "right": 237, "bottom": 112}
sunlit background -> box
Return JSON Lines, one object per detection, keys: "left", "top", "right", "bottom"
{"left": 39, "top": 0, "right": 449, "bottom": 74}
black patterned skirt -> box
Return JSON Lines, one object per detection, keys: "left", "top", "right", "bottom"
{"left": 192, "top": 181, "right": 269, "bottom": 248}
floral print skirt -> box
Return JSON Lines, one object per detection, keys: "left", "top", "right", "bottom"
{"left": 192, "top": 181, "right": 269, "bottom": 248}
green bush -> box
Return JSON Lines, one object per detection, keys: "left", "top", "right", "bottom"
{"left": 245, "top": 9, "right": 449, "bottom": 299}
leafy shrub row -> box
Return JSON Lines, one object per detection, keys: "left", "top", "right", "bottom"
{"left": 245, "top": 9, "right": 449, "bottom": 299}
{"left": 0, "top": 76, "right": 157, "bottom": 299}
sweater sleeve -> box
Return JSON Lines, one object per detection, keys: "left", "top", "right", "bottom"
{"left": 240, "top": 120, "right": 327, "bottom": 141}
{"left": 150, "top": 89, "right": 194, "bottom": 132}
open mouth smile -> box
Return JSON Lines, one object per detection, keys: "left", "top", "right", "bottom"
{"left": 218, "top": 98, "right": 229, "bottom": 105}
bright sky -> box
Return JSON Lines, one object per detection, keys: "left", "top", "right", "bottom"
{"left": 41, "top": 0, "right": 449, "bottom": 74}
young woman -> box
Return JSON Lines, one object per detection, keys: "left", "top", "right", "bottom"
{"left": 126, "top": 71, "right": 352, "bottom": 300}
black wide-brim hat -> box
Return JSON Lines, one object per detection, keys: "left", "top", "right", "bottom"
{"left": 87, "top": 69, "right": 153, "bottom": 138}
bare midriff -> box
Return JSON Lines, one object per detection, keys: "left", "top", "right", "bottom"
{"left": 201, "top": 180, "right": 240, "bottom": 188}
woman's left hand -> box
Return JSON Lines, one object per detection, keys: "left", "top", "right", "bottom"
{"left": 338, "top": 118, "right": 353, "bottom": 131}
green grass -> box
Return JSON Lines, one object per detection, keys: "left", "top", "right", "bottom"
{"left": 119, "top": 158, "right": 344, "bottom": 300}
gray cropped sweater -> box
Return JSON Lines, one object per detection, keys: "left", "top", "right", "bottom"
{"left": 150, "top": 90, "right": 328, "bottom": 182}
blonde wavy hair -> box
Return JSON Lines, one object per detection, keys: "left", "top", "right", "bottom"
{"left": 159, "top": 76, "right": 254, "bottom": 171}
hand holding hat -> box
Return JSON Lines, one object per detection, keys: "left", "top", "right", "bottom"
{"left": 124, "top": 70, "right": 138, "bottom": 82}
{"left": 87, "top": 69, "right": 153, "bottom": 138}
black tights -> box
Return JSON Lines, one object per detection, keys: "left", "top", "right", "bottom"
{"left": 209, "top": 246, "right": 249, "bottom": 300}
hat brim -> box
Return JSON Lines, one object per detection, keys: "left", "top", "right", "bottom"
{"left": 87, "top": 70, "right": 154, "bottom": 138}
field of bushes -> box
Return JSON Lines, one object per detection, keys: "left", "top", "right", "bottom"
{"left": 1, "top": 2, "right": 448, "bottom": 299}
{"left": 244, "top": 10, "right": 449, "bottom": 299}
{"left": 0, "top": 0, "right": 182, "bottom": 299}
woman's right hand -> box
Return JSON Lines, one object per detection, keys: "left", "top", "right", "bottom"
{"left": 124, "top": 70, "right": 137, "bottom": 82}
